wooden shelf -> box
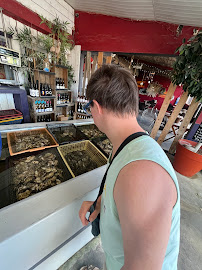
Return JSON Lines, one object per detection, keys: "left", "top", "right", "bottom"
{"left": 56, "top": 88, "right": 69, "bottom": 91}
{"left": 54, "top": 64, "right": 68, "bottom": 69}
{"left": 28, "top": 95, "right": 56, "bottom": 99}
{"left": 75, "top": 112, "right": 90, "bottom": 116}
{"left": 34, "top": 69, "right": 55, "bottom": 75}
{"left": 56, "top": 102, "right": 74, "bottom": 107}
{"left": 36, "top": 112, "right": 55, "bottom": 115}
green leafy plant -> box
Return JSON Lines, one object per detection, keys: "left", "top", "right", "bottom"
{"left": 39, "top": 15, "right": 74, "bottom": 87}
{"left": 172, "top": 31, "right": 202, "bottom": 101}
{"left": 40, "top": 15, "right": 72, "bottom": 65}
{"left": 172, "top": 31, "right": 202, "bottom": 153}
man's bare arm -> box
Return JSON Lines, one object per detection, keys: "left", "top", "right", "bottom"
{"left": 114, "top": 160, "right": 177, "bottom": 270}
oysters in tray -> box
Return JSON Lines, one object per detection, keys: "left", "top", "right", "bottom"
{"left": 11, "top": 152, "right": 64, "bottom": 201}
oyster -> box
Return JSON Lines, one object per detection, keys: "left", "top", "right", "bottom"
{"left": 65, "top": 150, "right": 98, "bottom": 176}
{"left": 13, "top": 133, "right": 52, "bottom": 153}
{"left": 97, "top": 139, "right": 113, "bottom": 156}
{"left": 11, "top": 151, "right": 67, "bottom": 201}
{"left": 80, "top": 127, "right": 104, "bottom": 139}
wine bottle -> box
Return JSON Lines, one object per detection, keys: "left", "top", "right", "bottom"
{"left": 49, "top": 84, "right": 52, "bottom": 96}
{"left": 49, "top": 100, "right": 53, "bottom": 112}
{"left": 38, "top": 101, "right": 41, "bottom": 113}
{"left": 41, "top": 84, "right": 45, "bottom": 96}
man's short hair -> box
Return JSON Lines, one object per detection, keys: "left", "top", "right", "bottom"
{"left": 86, "top": 65, "right": 139, "bottom": 115}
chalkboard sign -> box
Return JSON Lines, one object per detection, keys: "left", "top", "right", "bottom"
{"left": 193, "top": 124, "right": 202, "bottom": 142}
{"left": 186, "top": 107, "right": 202, "bottom": 142}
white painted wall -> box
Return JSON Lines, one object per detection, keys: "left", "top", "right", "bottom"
{"left": 0, "top": 94, "right": 15, "bottom": 110}
{"left": 67, "top": 45, "right": 81, "bottom": 99}
{"left": 16, "top": 0, "right": 74, "bottom": 34}
{"left": 0, "top": 0, "right": 75, "bottom": 86}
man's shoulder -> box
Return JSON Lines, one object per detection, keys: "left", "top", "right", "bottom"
{"left": 115, "top": 160, "right": 177, "bottom": 208}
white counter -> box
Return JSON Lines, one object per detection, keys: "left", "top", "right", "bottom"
{"left": 0, "top": 120, "right": 106, "bottom": 270}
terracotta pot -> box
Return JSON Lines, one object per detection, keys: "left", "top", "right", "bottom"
{"left": 173, "top": 139, "right": 202, "bottom": 177}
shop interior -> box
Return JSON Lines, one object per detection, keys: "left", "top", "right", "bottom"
{"left": 0, "top": 1, "right": 202, "bottom": 270}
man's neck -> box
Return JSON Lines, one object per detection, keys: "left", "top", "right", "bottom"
{"left": 102, "top": 113, "right": 145, "bottom": 157}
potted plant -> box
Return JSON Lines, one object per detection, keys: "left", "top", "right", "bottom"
{"left": 172, "top": 30, "right": 202, "bottom": 177}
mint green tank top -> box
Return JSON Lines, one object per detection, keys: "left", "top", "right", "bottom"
{"left": 100, "top": 135, "right": 180, "bottom": 270}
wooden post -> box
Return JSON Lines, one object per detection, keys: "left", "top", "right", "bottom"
{"left": 150, "top": 82, "right": 177, "bottom": 139}
{"left": 169, "top": 98, "right": 200, "bottom": 154}
{"left": 82, "top": 57, "right": 87, "bottom": 96}
{"left": 91, "top": 55, "right": 97, "bottom": 74}
{"left": 86, "top": 51, "right": 91, "bottom": 82}
{"left": 106, "top": 55, "right": 112, "bottom": 64}
{"left": 157, "top": 91, "right": 188, "bottom": 145}
{"left": 97, "top": 52, "right": 103, "bottom": 69}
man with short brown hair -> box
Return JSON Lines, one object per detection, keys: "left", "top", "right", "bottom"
{"left": 79, "top": 65, "right": 180, "bottom": 270}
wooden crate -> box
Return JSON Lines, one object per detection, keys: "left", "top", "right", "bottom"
{"left": 28, "top": 96, "right": 56, "bottom": 123}
{"left": 51, "top": 64, "right": 68, "bottom": 89}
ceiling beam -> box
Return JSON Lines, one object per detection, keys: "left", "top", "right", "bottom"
{"left": 1, "top": 0, "right": 51, "bottom": 35}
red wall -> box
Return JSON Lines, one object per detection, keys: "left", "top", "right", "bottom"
{"left": 75, "top": 11, "right": 196, "bottom": 55}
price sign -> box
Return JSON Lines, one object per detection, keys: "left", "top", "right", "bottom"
{"left": 0, "top": 46, "right": 21, "bottom": 67}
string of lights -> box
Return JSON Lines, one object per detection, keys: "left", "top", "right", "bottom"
{"left": 132, "top": 62, "right": 172, "bottom": 77}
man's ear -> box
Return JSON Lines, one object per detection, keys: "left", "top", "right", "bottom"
{"left": 93, "top": 100, "right": 103, "bottom": 114}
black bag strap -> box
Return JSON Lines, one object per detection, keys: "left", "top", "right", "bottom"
{"left": 96, "top": 132, "right": 148, "bottom": 200}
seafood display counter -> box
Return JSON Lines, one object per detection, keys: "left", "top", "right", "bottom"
{"left": 0, "top": 119, "right": 107, "bottom": 270}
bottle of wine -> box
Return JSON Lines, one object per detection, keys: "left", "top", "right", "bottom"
{"left": 49, "top": 84, "right": 52, "bottom": 96}
{"left": 35, "top": 101, "right": 38, "bottom": 113}
{"left": 38, "top": 101, "right": 41, "bottom": 113}
{"left": 35, "top": 82, "right": 39, "bottom": 97}
{"left": 45, "top": 101, "right": 48, "bottom": 112}
{"left": 49, "top": 100, "right": 53, "bottom": 112}
{"left": 30, "top": 83, "right": 35, "bottom": 97}
{"left": 65, "top": 94, "right": 68, "bottom": 103}
{"left": 42, "top": 101, "right": 44, "bottom": 113}
{"left": 41, "top": 84, "right": 45, "bottom": 96}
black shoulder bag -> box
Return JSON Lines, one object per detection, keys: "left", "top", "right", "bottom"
{"left": 89, "top": 132, "right": 148, "bottom": 236}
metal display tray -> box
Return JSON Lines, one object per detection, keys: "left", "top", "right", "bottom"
{"left": 47, "top": 123, "right": 86, "bottom": 145}
{"left": 1, "top": 148, "right": 73, "bottom": 207}
{"left": 92, "top": 136, "right": 112, "bottom": 158}
{"left": 58, "top": 140, "right": 107, "bottom": 177}
{"left": 74, "top": 124, "right": 105, "bottom": 140}
{"left": 0, "top": 167, "right": 15, "bottom": 209}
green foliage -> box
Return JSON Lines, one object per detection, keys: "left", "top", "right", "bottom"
{"left": 39, "top": 15, "right": 72, "bottom": 52}
{"left": 37, "top": 34, "right": 53, "bottom": 53}
{"left": 16, "top": 26, "right": 36, "bottom": 47}
{"left": 39, "top": 15, "right": 74, "bottom": 87}
{"left": 66, "top": 63, "right": 74, "bottom": 89}
{"left": 10, "top": 17, "right": 74, "bottom": 87}
{"left": 172, "top": 31, "right": 202, "bottom": 101}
